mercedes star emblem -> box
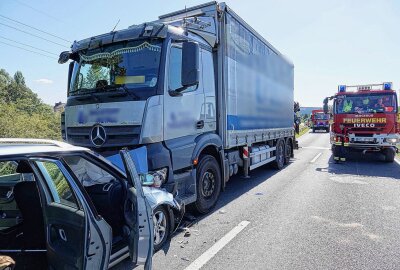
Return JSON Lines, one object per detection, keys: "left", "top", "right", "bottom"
{"left": 90, "top": 124, "right": 107, "bottom": 147}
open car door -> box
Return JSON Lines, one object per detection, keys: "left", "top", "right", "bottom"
{"left": 120, "top": 149, "right": 154, "bottom": 269}
{"left": 34, "top": 159, "right": 111, "bottom": 270}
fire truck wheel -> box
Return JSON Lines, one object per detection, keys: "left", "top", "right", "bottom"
{"left": 273, "top": 139, "right": 285, "bottom": 170}
{"left": 194, "top": 155, "right": 222, "bottom": 214}
{"left": 383, "top": 148, "right": 395, "bottom": 163}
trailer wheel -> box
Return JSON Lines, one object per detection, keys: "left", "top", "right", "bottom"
{"left": 383, "top": 148, "right": 395, "bottom": 163}
{"left": 195, "top": 155, "right": 221, "bottom": 214}
{"left": 284, "top": 139, "right": 292, "bottom": 165}
{"left": 273, "top": 139, "right": 285, "bottom": 170}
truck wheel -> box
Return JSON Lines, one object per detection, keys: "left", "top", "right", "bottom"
{"left": 284, "top": 139, "right": 292, "bottom": 165}
{"left": 326, "top": 127, "right": 330, "bottom": 133}
{"left": 153, "top": 205, "right": 171, "bottom": 251}
{"left": 273, "top": 139, "right": 285, "bottom": 170}
{"left": 383, "top": 148, "right": 395, "bottom": 163}
{"left": 312, "top": 128, "right": 315, "bottom": 133}
{"left": 195, "top": 155, "right": 221, "bottom": 214}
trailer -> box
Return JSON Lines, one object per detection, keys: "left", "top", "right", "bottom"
{"left": 59, "top": 1, "right": 295, "bottom": 214}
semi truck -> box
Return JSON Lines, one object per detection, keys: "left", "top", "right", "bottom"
{"left": 58, "top": 1, "right": 295, "bottom": 213}
{"left": 323, "top": 83, "right": 399, "bottom": 162}
{"left": 311, "top": 109, "right": 329, "bottom": 133}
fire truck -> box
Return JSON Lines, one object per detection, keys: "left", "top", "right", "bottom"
{"left": 323, "top": 82, "right": 399, "bottom": 162}
{"left": 311, "top": 109, "right": 330, "bottom": 133}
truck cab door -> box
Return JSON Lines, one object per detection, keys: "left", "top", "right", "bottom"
{"left": 34, "top": 158, "right": 111, "bottom": 270}
{"left": 120, "top": 149, "right": 154, "bottom": 269}
{"left": 163, "top": 42, "right": 205, "bottom": 170}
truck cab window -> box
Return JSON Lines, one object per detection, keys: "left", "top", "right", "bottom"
{"left": 168, "top": 45, "right": 197, "bottom": 93}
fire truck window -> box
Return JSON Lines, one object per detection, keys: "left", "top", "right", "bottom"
{"left": 336, "top": 95, "right": 396, "bottom": 114}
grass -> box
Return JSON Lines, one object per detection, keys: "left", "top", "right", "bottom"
{"left": 297, "top": 126, "right": 310, "bottom": 138}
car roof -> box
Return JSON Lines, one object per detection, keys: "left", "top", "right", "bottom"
{"left": 0, "top": 139, "right": 88, "bottom": 157}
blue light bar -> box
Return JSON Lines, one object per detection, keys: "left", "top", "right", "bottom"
{"left": 383, "top": 82, "right": 392, "bottom": 90}
{"left": 338, "top": 85, "right": 346, "bottom": 92}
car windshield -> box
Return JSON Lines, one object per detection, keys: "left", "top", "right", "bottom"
{"left": 314, "top": 113, "right": 329, "bottom": 120}
{"left": 69, "top": 40, "right": 162, "bottom": 98}
{"left": 335, "top": 93, "right": 397, "bottom": 114}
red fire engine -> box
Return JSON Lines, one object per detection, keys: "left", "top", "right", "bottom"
{"left": 311, "top": 109, "right": 330, "bottom": 133}
{"left": 323, "top": 82, "right": 399, "bottom": 162}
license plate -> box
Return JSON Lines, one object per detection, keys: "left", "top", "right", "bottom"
{"left": 354, "top": 137, "right": 373, "bottom": 142}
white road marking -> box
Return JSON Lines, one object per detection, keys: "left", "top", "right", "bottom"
{"left": 302, "top": 146, "right": 330, "bottom": 150}
{"left": 184, "top": 221, "right": 250, "bottom": 270}
{"left": 395, "top": 158, "right": 400, "bottom": 166}
{"left": 310, "top": 152, "right": 322, "bottom": 163}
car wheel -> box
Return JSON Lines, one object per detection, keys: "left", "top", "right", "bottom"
{"left": 273, "top": 139, "right": 285, "bottom": 170}
{"left": 284, "top": 139, "right": 292, "bottom": 165}
{"left": 194, "top": 155, "right": 221, "bottom": 214}
{"left": 153, "top": 205, "right": 170, "bottom": 251}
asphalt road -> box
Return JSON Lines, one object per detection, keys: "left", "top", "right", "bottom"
{"left": 117, "top": 131, "right": 400, "bottom": 270}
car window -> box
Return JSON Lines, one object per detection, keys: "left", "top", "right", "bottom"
{"left": 36, "top": 160, "right": 79, "bottom": 209}
{"left": 0, "top": 161, "right": 22, "bottom": 231}
{"left": 0, "top": 161, "right": 18, "bottom": 177}
{"left": 63, "top": 156, "right": 116, "bottom": 187}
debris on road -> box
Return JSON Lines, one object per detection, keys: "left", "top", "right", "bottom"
{"left": 219, "top": 209, "right": 227, "bottom": 214}
{"left": 184, "top": 228, "right": 191, "bottom": 237}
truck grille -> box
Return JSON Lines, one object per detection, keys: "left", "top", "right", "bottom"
{"left": 66, "top": 125, "right": 141, "bottom": 148}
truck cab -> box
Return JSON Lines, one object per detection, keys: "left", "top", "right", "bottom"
{"left": 324, "top": 83, "right": 399, "bottom": 162}
{"left": 311, "top": 109, "right": 330, "bottom": 133}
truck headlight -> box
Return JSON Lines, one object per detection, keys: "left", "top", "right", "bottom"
{"left": 385, "top": 138, "right": 398, "bottom": 144}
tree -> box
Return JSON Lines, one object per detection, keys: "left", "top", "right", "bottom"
{"left": 0, "top": 69, "right": 61, "bottom": 140}
{"left": 13, "top": 71, "right": 25, "bottom": 86}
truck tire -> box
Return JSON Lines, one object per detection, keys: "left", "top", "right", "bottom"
{"left": 195, "top": 155, "right": 221, "bottom": 214}
{"left": 273, "top": 139, "right": 285, "bottom": 170}
{"left": 383, "top": 148, "right": 395, "bottom": 163}
{"left": 326, "top": 127, "right": 330, "bottom": 133}
{"left": 284, "top": 139, "right": 292, "bottom": 165}
{"left": 312, "top": 128, "right": 315, "bottom": 133}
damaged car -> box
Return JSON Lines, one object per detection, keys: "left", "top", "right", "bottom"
{"left": 0, "top": 139, "right": 182, "bottom": 269}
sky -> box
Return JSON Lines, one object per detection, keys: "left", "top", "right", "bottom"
{"left": 0, "top": 0, "right": 399, "bottom": 107}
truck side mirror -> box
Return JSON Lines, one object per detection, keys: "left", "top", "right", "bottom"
{"left": 67, "top": 62, "right": 74, "bottom": 93}
{"left": 181, "top": 41, "right": 199, "bottom": 88}
{"left": 323, "top": 98, "right": 329, "bottom": 114}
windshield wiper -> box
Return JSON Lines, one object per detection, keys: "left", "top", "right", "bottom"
{"left": 100, "top": 85, "right": 140, "bottom": 100}
{"left": 70, "top": 88, "right": 102, "bottom": 102}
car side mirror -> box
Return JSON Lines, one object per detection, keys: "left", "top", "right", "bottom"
{"left": 181, "top": 41, "right": 199, "bottom": 89}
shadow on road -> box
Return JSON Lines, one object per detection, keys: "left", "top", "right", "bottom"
{"left": 316, "top": 152, "right": 400, "bottom": 179}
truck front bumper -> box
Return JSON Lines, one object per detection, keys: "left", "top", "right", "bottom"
{"left": 335, "top": 133, "right": 400, "bottom": 150}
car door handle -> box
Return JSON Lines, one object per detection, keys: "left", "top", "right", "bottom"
{"left": 59, "top": 229, "right": 67, "bottom": 242}
{"left": 196, "top": 120, "right": 204, "bottom": 129}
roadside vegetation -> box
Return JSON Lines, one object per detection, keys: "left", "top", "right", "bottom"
{"left": 297, "top": 123, "right": 310, "bottom": 137}
{"left": 0, "top": 69, "right": 61, "bottom": 140}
